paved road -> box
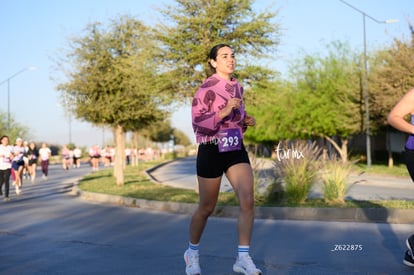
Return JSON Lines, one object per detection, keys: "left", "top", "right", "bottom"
{"left": 2, "top": 163, "right": 414, "bottom": 274}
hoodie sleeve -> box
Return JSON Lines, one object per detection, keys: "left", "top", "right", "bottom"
{"left": 191, "top": 89, "right": 222, "bottom": 137}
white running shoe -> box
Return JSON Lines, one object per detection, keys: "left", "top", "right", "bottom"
{"left": 233, "top": 255, "right": 262, "bottom": 275}
{"left": 15, "top": 185, "right": 20, "bottom": 195}
{"left": 184, "top": 249, "right": 201, "bottom": 275}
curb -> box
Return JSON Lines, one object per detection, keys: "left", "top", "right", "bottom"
{"left": 70, "top": 185, "right": 414, "bottom": 224}
{"left": 144, "top": 159, "right": 175, "bottom": 184}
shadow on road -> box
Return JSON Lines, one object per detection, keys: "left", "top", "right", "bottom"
{"left": 353, "top": 200, "right": 406, "bottom": 266}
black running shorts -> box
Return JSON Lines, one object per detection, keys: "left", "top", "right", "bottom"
{"left": 196, "top": 142, "right": 250, "bottom": 178}
{"left": 404, "top": 147, "right": 414, "bottom": 182}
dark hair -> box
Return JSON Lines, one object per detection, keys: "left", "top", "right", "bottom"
{"left": 0, "top": 135, "right": 9, "bottom": 143}
{"left": 208, "top": 43, "right": 232, "bottom": 70}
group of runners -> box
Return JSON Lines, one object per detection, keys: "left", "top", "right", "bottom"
{"left": 0, "top": 136, "right": 52, "bottom": 201}
{"left": 85, "top": 144, "right": 158, "bottom": 171}
{"left": 61, "top": 144, "right": 82, "bottom": 170}
{"left": 1, "top": 139, "right": 162, "bottom": 201}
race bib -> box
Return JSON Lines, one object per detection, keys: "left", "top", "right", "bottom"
{"left": 217, "top": 128, "right": 242, "bottom": 153}
{"left": 1, "top": 157, "right": 10, "bottom": 163}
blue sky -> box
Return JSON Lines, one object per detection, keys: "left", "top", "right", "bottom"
{"left": 0, "top": 0, "right": 412, "bottom": 147}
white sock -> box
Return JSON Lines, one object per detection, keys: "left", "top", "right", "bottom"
{"left": 238, "top": 245, "right": 249, "bottom": 258}
{"left": 188, "top": 242, "right": 199, "bottom": 254}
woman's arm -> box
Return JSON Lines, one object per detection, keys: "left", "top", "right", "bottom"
{"left": 388, "top": 88, "right": 414, "bottom": 134}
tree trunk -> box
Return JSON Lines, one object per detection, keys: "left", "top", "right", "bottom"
{"left": 321, "top": 138, "right": 328, "bottom": 161}
{"left": 386, "top": 129, "right": 394, "bottom": 168}
{"left": 114, "top": 124, "right": 125, "bottom": 186}
{"left": 340, "top": 138, "right": 348, "bottom": 163}
{"left": 132, "top": 131, "right": 140, "bottom": 166}
{"left": 324, "top": 135, "right": 348, "bottom": 163}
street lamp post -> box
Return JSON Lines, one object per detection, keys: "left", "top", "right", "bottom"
{"left": 68, "top": 113, "right": 72, "bottom": 145}
{"left": 0, "top": 66, "right": 37, "bottom": 130}
{"left": 339, "top": 0, "right": 398, "bottom": 168}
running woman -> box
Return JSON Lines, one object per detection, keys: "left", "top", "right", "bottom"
{"left": 38, "top": 143, "right": 51, "bottom": 179}
{"left": 73, "top": 146, "right": 82, "bottom": 168}
{"left": 22, "top": 141, "right": 30, "bottom": 180}
{"left": 61, "top": 144, "right": 70, "bottom": 170}
{"left": 12, "top": 138, "right": 25, "bottom": 195}
{"left": 0, "top": 136, "right": 13, "bottom": 201}
{"left": 184, "top": 44, "right": 261, "bottom": 275}
{"left": 27, "top": 142, "right": 39, "bottom": 182}
{"left": 388, "top": 87, "right": 414, "bottom": 267}
{"left": 89, "top": 145, "right": 101, "bottom": 171}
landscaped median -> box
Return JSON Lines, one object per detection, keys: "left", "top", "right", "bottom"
{"left": 70, "top": 160, "right": 414, "bottom": 224}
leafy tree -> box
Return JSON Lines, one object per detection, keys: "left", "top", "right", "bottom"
{"left": 369, "top": 22, "right": 414, "bottom": 167}
{"left": 246, "top": 42, "right": 363, "bottom": 163}
{"left": 154, "top": 0, "right": 281, "bottom": 99}
{"left": 140, "top": 119, "right": 191, "bottom": 146}
{"left": 288, "top": 41, "right": 362, "bottom": 162}
{"left": 173, "top": 128, "right": 192, "bottom": 146}
{"left": 0, "top": 112, "right": 31, "bottom": 143}
{"left": 370, "top": 28, "right": 414, "bottom": 129}
{"left": 55, "top": 16, "right": 169, "bottom": 185}
{"left": 244, "top": 78, "right": 295, "bottom": 144}
{"left": 142, "top": 120, "right": 173, "bottom": 143}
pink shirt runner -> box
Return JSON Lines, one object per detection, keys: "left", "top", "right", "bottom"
{"left": 192, "top": 74, "right": 247, "bottom": 144}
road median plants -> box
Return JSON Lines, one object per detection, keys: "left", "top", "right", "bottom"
{"left": 320, "top": 158, "right": 352, "bottom": 204}
{"left": 77, "top": 157, "right": 414, "bottom": 209}
{"left": 272, "top": 141, "right": 321, "bottom": 204}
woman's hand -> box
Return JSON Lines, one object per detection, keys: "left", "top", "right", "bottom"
{"left": 219, "top": 98, "right": 241, "bottom": 119}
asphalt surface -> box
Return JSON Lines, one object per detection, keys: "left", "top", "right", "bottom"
{"left": 2, "top": 161, "right": 414, "bottom": 274}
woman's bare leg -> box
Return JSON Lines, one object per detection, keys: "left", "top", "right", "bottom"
{"left": 189, "top": 176, "right": 221, "bottom": 244}
{"left": 226, "top": 163, "right": 255, "bottom": 246}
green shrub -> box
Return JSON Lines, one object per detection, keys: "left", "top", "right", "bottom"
{"left": 273, "top": 141, "right": 321, "bottom": 204}
{"left": 321, "top": 159, "right": 352, "bottom": 204}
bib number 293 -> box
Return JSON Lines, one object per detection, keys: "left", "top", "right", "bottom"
{"left": 218, "top": 128, "right": 242, "bottom": 153}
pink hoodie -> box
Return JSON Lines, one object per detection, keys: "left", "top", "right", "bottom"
{"left": 192, "top": 74, "right": 247, "bottom": 144}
